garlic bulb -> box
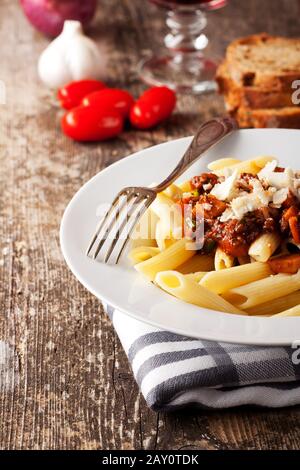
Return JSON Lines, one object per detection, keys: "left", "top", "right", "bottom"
{"left": 38, "top": 20, "right": 106, "bottom": 88}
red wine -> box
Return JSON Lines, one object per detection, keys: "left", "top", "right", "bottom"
{"left": 150, "top": 0, "right": 227, "bottom": 9}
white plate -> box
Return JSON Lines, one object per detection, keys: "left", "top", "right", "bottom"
{"left": 60, "top": 129, "right": 300, "bottom": 346}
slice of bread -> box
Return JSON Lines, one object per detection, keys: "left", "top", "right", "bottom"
{"left": 216, "top": 61, "right": 296, "bottom": 112}
{"left": 231, "top": 106, "right": 300, "bottom": 128}
{"left": 225, "top": 33, "right": 300, "bottom": 90}
{"left": 216, "top": 34, "right": 300, "bottom": 129}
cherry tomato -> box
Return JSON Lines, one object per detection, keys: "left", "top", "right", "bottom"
{"left": 57, "top": 80, "right": 106, "bottom": 110}
{"left": 61, "top": 106, "right": 123, "bottom": 142}
{"left": 130, "top": 86, "right": 176, "bottom": 129}
{"left": 82, "top": 88, "right": 135, "bottom": 118}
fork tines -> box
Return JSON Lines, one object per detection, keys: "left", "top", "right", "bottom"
{"left": 87, "top": 187, "right": 154, "bottom": 264}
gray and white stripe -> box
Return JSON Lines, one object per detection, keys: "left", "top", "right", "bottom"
{"left": 105, "top": 305, "right": 300, "bottom": 411}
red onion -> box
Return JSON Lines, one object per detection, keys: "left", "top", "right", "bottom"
{"left": 20, "top": 0, "right": 97, "bottom": 37}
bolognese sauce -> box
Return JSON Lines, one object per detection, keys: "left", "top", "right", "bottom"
{"left": 179, "top": 167, "right": 300, "bottom": 258}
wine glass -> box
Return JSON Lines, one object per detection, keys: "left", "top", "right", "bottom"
{"left": 139, "top": 0, "right": 228, "bottom": 94}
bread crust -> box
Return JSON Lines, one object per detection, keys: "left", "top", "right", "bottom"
{"left": 231, "top": 106, "right": 300, "bottom": 128}
{"left": 216, "top": 35, "right": 300, "bottom": 129}
{"left": 216, "top": 60, "right": 296, "bottom": 111}
{"left": 225, "top": 33, "right": 300, "bottom": 90}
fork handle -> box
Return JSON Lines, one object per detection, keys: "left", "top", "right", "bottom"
{"left": 153, "top": 116, "right": 238, "bottom": 193}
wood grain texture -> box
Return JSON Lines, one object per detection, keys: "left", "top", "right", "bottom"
{"left": 0, "top": 0, "right": 300, "bottom": 450}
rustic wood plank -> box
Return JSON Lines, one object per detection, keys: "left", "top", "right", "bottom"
{"left": 0, "top": 0, "right": 299, "bottom": 450}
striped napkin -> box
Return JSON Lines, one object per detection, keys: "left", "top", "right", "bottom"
{"left": 104, "top": 304, "right": 300, "bottom": 411}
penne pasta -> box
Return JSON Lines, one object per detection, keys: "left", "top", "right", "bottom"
{"left": 208, "top": 158, "right": 241, "bottom": 171}
{"left": 128, "top": 246, "right": 160, "bottom": 265}
{"left": 178, "top": 180, "right": 192, "bottom": 193}
{"left": 224, "top": 271, "right": 300, "bottom": 309}
{"left": 246, "top": 291, "right": 300, "bottom": 316}
{"left": 272, "top": 305, "right": 300, "bottom": 317}
{"left": 155, "top": 221, "right": 174, "bottom": 251}
{"left": 151, "top": 191, "right": 174, "bottom": 221}
{"left": 215, "top": 156, "right": 276, "bottom": 176}
{"left": 200, "top": 262, "right": 272, "bottom": 294}
{"left": 248, "top": 233, "right": 281, "bottom": 262}
{"left": 214, "top": 247, "right": 235, "bottom": 270}
{"left": 151, "top": 192, "right": 182, "bottom": 240}
{"left": 129, "top": 156, "right": 300, "bottom": 319}
{"left": 135, "top": 238, "right": 195, "bottom": 281}
{"left": 177, "top": 253, "right": 215, "bottom": 274}
{"left": 215, "top": 162, "right": 258, "bottom": 177}
{"left": 164, "top": 184, "right": 182, "bottom": 201}
{"left": 185, "top": 272, "right": 207, "bottom": 282}
{"left": 155, "top": 271, "right": 245, "bottom": 315}
{"left": 252, "top": 155, "right": 278, "bottom": 168}
{"left": 130, "top": 208, "right": 158, "bottom": 248}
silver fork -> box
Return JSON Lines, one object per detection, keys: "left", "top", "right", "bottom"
{"left": 87, "top": 116, "right": 238, "bottom": 263}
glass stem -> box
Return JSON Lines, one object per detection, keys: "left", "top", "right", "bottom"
{"left": 138, "top": 4, "right": 217, "bottom": 93}
{"left": 164, "top": 9, "right": 208, "bottom": 71}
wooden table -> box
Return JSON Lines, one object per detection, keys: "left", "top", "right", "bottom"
{"left": 0, "top": 0, "right": 300, "bottom": 450}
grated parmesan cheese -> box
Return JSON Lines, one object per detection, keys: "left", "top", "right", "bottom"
{"left": 258, "top": 160, "right": 298, "bottom": 194}
{"left": 219, "top": 177, "right": 292, "bottom": 222}
{"left": 210, "top": 170, "right": 239, "bottom": 201}
{"left": 214, "top": 159, "right": 300, "bottom": 222}
{"left": 220, "top": 181, "right": 273, "bottom": 221}
{"left": 203, "top": 183, "right": 212, "bottom": 191}
{"left": 272, "top": 188, "right": 289, "bottom": 206}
